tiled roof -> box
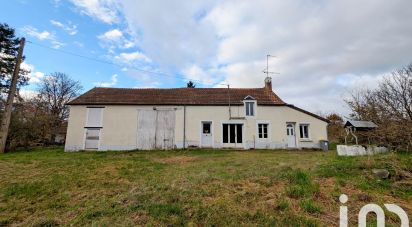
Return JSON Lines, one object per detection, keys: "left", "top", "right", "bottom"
{"left": 68, "top": 87, "right": 285, "bottom": 105}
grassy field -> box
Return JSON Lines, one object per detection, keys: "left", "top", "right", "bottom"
{"left": 0, "top": 148, "right": 411, "bottom": 226}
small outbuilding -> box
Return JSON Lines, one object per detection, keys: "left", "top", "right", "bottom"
{"left": 344, "top": 120, "right": 378, "bottom": 131}
{"left": 339, "top": 120, "right": 387, "bottom": 156}
{"left": 344, "top": 120, "right": 378, "bottom": 145}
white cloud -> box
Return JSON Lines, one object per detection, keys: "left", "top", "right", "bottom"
{"left": 99, "top": 29, "right": 122, "bottom": 40}
{"left": 94, "top": 74, "right": 118, "bottom": 87}
{"left": 123, "top": 40, "right": 135, "bottom": 49}
{"left": 22, "top": 26, "right": 52, "bottom": 40}
{"left": 50, "top": 20, "right": 63, "bottom": 27}
{"left": 119, "top": 1, "right": 217, "bottom": 69}
{"left": 115, "top": 51, "right": 151, "bottom": 64}
{"left": 51, "top": 40, "right": 65, "bottom": 49}
{"left": 70, "top": 0, "right": 412, "bottom": 114}
{"left": 32, "top": 72, "right": 46, "bottom": 83}
{"left": 182, "top": 65, "right": 223, "bottom": 86}
{"left": 21, "top": 25, "right": 65, "bottom": 49}
{"left": 21, "top": 62, "right": 45, "bottom": 84}
{"left": 97, "top": 28, "right": 136, "bottom": 50}
{"left": 69, "top": 0, "right": 119, "bottom": 24}
{"left": 128, "top": 71, "right": 161, "bottom": 88}
{"left": 50, "top": 20, "right": 78, "bottom": 35}
{"left": 19, "top": 89, "right": 39, "bottom": 100}
{"left": 144, "top": 0, "right": 411, "bottom": 114}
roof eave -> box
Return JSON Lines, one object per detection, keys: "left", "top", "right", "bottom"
{"left": 286, "top": 104, "right": 330, "bottom": 123}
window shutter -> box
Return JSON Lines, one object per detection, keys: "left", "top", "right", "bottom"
{"left": 86, "top": 108, "right": 103, "bottom": 127}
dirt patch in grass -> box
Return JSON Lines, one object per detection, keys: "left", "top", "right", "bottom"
{"left": 157, "top": 156, "right": 200, "bottom": 164}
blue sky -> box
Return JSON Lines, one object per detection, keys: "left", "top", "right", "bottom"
{"left": 1, "top": 0, "right": 412, "bottom": 115}
{"left": 1, "top": 1, "right": 168, "bottom": 91}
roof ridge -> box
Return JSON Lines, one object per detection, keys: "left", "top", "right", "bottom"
{"left": 93, "top": 87, "right": 266, "bottom": 90}
{"left": 68, "top": 86, "right": 285, "bottom": 106}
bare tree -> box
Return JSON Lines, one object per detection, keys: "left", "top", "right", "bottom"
{"left": 37, "top": 72, "right": 82, "bottom": 143}
{"left": 7, "top": 97, "right": 52, "bottom": 150}
{"left": 376, "top": 65, "right": 412, "bottom": 121}
{"left": 345, "top": 63, "right": 412, "bottom": 151}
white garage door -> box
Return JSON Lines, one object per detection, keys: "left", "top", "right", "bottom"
{"left": 137, "top": 109, "right": 175, "bottom": 150}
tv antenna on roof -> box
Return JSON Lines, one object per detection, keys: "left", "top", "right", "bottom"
{"left": 263, "top": 54, "right": 280, "bottom": 77}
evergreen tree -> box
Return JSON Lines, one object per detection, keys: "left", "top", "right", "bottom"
{"left": 0, "top": 23, "right": 29, "bottom": 101}
{"left": 186, "top": 81, "right": 196, "bottom": 88}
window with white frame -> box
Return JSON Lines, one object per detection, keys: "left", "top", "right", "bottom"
{"left": 245, "top": 102, "right": 255, "bottom": 116}
{"left": 258, "top": 123, "right": 268, "bottom": 138}
{"left": 299, "top": 124, "right": 309, "bottom": 139}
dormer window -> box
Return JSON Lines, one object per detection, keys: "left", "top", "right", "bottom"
{"left": 243, "top": 95, "right": 256, "bottom": 117}
{"left": 245, "top": 102, "right": 255, "bottom": 116}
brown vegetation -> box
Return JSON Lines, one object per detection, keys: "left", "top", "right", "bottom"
{"left": 346, "top": 63, "right": 412, "bottom": 151}
{"left": 6, "top": 73, "right": 82, "bottom": 150}
{"left": 326, "top": 113, "right": 345, "bottom": 143}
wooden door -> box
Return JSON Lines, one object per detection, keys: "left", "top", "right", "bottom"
{"left": 85, "top": 128, "right": 100, "bottom": 149}
{"left": 155, "top": 110, "right": 175, "bottom": 149}
{"left": 137, "top": 109, "right": 175, "bottom": 150}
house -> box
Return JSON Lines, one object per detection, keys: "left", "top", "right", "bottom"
{"left": 64, "top": 77, "right": 329, "bottom": 151}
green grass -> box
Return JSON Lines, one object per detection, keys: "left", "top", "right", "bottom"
{"left": 0, "top": 147, "right": 410, "bottom": 226}
{"left": 282, "top": 168, "right": 320, "bottom": 199}
{"left": 300, "top": 199, "right": 322, "bottom": 214}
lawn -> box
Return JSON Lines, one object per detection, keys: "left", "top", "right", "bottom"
{"left": 0, "top": 148, "right": 411, "bottom": 226}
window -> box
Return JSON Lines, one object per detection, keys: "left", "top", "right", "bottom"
{"left": 245, "top": 102, "right": 255, "bottom": 116}
{"left": 258, "top": 124, "right": 268, "bottom": 138}
{"left": 202, "top": 122, "right": 211, "bottom": 134}
{"left": 236, "top": 124, "right": 242, "bottom": 143}
{"left": 222, "top": 124, "right": 243, "bottom": 143}
{"left": 223, "top": 124, "right": 228, "bottom": 143}
{"left": 299, "top": 124, "right": 309, "bottom": 139}
{"left": 287, "top": 124, "right": 294, "bottom": 136}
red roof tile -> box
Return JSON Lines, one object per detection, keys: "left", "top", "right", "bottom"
{"left": 68, "top": 87, "right": 285, "bottom": 105}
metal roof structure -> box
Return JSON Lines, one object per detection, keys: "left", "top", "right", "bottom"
{"left": 344, "top": 120, "right": 378, "bottom": 129}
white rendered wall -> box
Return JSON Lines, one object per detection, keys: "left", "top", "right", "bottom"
{"left": 65, "top": 104, "right": 328, "bottom": 151}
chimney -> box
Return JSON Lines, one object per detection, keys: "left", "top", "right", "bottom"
{"left": 264, "top": 76, "right": 272, "bottom": 91}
